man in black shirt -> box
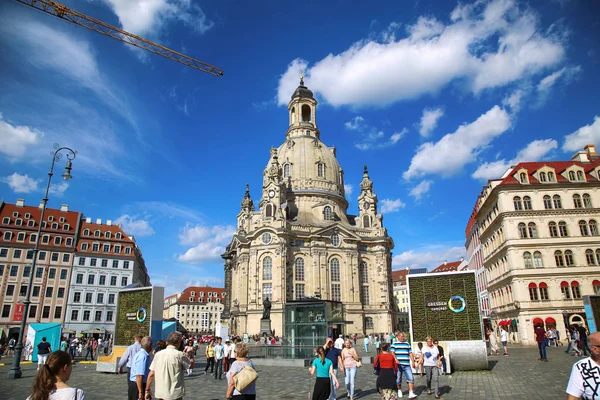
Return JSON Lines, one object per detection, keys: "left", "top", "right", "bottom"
{"left": 577, "top": 325, "right": 591, "bottom": 356}
{"left": 37, "top": 337, "right": 52, "bottom": 370}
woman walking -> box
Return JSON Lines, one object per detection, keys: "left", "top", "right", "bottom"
{"left": 422, "top": 337, "right": 441, "bottom": 399}
{"left": 309, "top": 346, "right": 340, "bottom": 400}
{"left": 488, "top": 329, "right": 499, "bottom": 356}
{"left": 205, "top": 339, "right": 215, "bottom": 374}
{"left": 184, "top": 340, "right": 195, "bottom": 376}
{"left": 226, "top": 342, "right": 257, "bottom": 400}
{"left": 373, "top": 343, "right": 398, "bottom": 400}
{"left": 28, "top": 351, "right": 87, "bottom": 400}
{"left": 341, "top": 339, "right": 359, "bottom": 400}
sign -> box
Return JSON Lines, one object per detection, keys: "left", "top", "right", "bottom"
{"left": 13, "top": 304, "right": 24, "bottom": 322}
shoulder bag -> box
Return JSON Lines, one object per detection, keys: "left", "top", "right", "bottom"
{"left": 234, "top": 362, "right": 258, "bottom": 392}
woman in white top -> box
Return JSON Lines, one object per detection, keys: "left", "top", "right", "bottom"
{"left": 28, "top": 350, "right": 87, "bottom": 400}
{"left": 500, "top": 328, "right": 509, "bottom": 356}
{"left": 422, "top": 337, "right": 441, "bottom": 399}
{"left": 488, "top": 328, "right": 499, "bottom": 356}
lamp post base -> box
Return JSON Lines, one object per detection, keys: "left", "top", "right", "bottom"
{"left": 6, "top": 367, "right": 23, "bottom": 379}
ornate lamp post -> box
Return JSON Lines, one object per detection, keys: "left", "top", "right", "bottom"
{"left": 7, "top": 144, "right": 77, "bottom": 379}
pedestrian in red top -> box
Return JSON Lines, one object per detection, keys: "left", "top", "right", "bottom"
{"left": 534, "top": 323, "right": 548, "bottom": 362}
{"left": 373, "top": 343, "right": 399, "bottom": 400}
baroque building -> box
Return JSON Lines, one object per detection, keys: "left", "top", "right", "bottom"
{"left": 222, "top": 78, "right": 395, "bottom": 339}
{"left": 162, "top": 286, "right": 225, "bottom": 334}
{"left": 471, "top": 145, "right": 600, "bottom": 345}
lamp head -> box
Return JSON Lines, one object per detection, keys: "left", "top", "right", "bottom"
{"left": 62, "top": 159, "right": 73, "bottom": 181}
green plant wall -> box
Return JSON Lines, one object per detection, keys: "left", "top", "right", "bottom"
{"left": 115, "top": 289, "right": 152, "bottom": 346}
{"left": 409, "top": 274, "right": 482, "bottom": 341}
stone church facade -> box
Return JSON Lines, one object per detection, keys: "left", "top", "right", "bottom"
{"left": 222, "top": 79, "right": 395, "bottom": 337}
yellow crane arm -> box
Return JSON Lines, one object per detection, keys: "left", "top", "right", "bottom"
{"left": 15, "top": 0, "right": 223, "bottom": 76}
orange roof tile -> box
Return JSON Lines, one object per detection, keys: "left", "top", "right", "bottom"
{"left": 431, "top": 261, "right": 462, "bottom": 273}
{"left": 178, "top": 286, "right": 225, "bottom": 305}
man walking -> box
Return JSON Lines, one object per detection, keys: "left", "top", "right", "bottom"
{"left": 364, "top": 335, "right": 370, "bottom": 353}
{"left": 334, "top": 334, "right": 345, "bottom": 350}
{"left": 129, "top": 336, "right": 153, "bottom": 400}
{"left": 534, "top": 323, "right": 548, "bottom": 362}
{"left": 146, "top": 331, "right": 190, "bottom": 400}
{"left": 325, "top": 337, "right": 343, "bottom": 400}
{"left": 390, "top": 331, "right": 417, "bottom": 399}
{"left": 566, "top": 331, "right": 600, "bottom": 399}
{"left": 119, "top": 335, "right": 143, "bottom": 379}
{"left": 214, "top": 337, "right": 225, "bottom": 380}
{"left": 36, "top": 337, "right": 52, "bottom": 370}
{"left": 577, "top": 325, "right": 592, "bottom": 356}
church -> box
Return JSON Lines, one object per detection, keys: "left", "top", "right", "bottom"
{"left": 221, "top": 78, "right": 396, "bottom": 342}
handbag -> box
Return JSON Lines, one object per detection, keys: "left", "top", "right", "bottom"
{"left": 356, "top": 360, "right": 362, "bottom": 368}
{"left": 373, "top": 360, "right": 380, "bottom": 375}
{"left": 234, "top": 364, "right": 258, "bottom": 392}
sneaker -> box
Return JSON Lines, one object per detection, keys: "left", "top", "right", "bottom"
{"left": 398, "top": 389, "right": 403, "bottom": 397}
{"left": 408, "top": 391, "right": 418, "bottom": 399}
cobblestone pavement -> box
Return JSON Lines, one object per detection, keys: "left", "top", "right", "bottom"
{"left": 0, "top": 343, "right": 581, "bottom": 399}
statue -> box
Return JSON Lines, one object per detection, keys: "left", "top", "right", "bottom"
{"left": 262, "top": 297, "right": 271, "bottom": 320}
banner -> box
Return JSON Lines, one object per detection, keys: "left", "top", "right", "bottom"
{"left": 13, "top": 304, "right": 24, "bottom": 322}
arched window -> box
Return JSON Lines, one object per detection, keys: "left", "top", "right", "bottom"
{"left": 115, "top": 232, "right": 122, "bottom": 239}
{"left": 548, "top": 171, "right": 555, "bottom": 181}
{"left": 363, "top": 215, "right": 370, "bottom": 228}
{"left": 596, "top": 249, "right": 600, "bottom": 265}
{"left": 513, "top": 196, "right": 523, "bottom": 211}
{"left": 295, "top": 258, "right": 304, "bottom": 281}
{"left": 94, "top": 230, "right": 101, "bottom": 237}
{"left": 543, "top": 195, "right": 552, "bottom": 209}
{"left": 573, "top": 194, "right": 582, "bottom": 208}
{"left": 291, "top": 107, "right": 296, "bottom": 123}
{"left": 283, "top": 163, "right": 290, "bottom": 178}
{"left": 579, "top": 220, "right": 589, "bottom": 236}
{"left": 83, "top": 229, "right": 90, "bottom": 236}
{"left": 518, "top": 223, "right": 527, "bottom": 238}
{"left": 539, "top": 172, "right": 547, "bottom": 182}
{"left": 577, "top": 171, "right": 584, "bottom": 181}
{"left": 549, "top": 221, "right": 558, "bottom": 237}
{"left": 523, "top": 252, "right": 533, "bottom": 268}
{"left": 519, "top": 172, "right": 527, "bottom": 183}
{"left": 539, "top": 282, "right": 549, "bottom": 300}
{"left": 583, "top": 193, "right": 592, "bottom": 208}
{"left": 565, "top": 250, "right": 575, "bottom": 266}
{"left": 317, "top": 163, "right": 324, "bottom": 178}
{"left": 523, "top": 196, "right": 532, "bottom": 210}
{"left": 533, "top": 251, "right": 544, "bottom": 268}
{"left": 558, "top": 221, "right": 569, "bottom": 237}
{"left": 590, "top": 220, "right": 598, "bottom": 236}
{"left": 301, "top": 104, "right": 312, "bottom": 122}
{"left": 528, "top": 222, "right": 538, "bottom": 238}
{"left": 571, "top": 281, "right": 581, "bottom": 299}
{"left": 553, "top": 195, "right": 562, "bottom": 209}
{"left": 266, "top": 204, "right": 275, "bottom": 218}
{"left": 593, "top": 279, "right": 600, "bottom": 295}
{"left": 323, "top": 206, "right": 333, "bottom": 221}
{"left": 262, "top": 256, "right": 272, "bottom": 280}
{"left": 331, "top": 232, "right": 340, "bottom": 247}
{"left": 330, "top": 258, "right": 340, "bottom": 282}
{"left": 528, "top": 283, "right": 539, "bottom": 301}
{"left": 555, "top": 250, "right": 565, "bottom": 267}
{"left": 569, "top": 171, "right": 576, "bottom": 180}
{"left": 561, "top": 281, "right": 571, "bottom": 299}
{"left": 585, "top": 249, "right": 595, "bottom": 265}
{"left": 359, "top": 261, "right": 368, "bottom": 284}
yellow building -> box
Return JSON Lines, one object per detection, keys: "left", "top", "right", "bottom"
{"left": 222, "top": 78, "right": 395, "bottom": 339}
{"left": 474, "top": 145, "right": 600, "bottom": 344}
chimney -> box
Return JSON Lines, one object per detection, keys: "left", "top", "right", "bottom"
{"left": 15, "top": 198, "right": 25, "bottom": 207}
{"left": 39, "top": 201, "right": 44, "bottom": 209}
{"left": 85, "top": 217, "right": 92, "bottom": 223}
{"left": 106, "top": 220, "right": 112, "bottom": 226}
{"left": 96, "top": 218, "right": 102, "bottom": 224}
{"left": 461, "top": 257, "right": 464, "bottom": 262}
{"left": 585, "top": 144, "right": 597, "bottom": 158}
{"left": 444, "top": 260, "right": 447, "bottom": 265}
{"left": 572, "top": 151, "right": 589, "bottom": 163}
{"left": 60, "top": 204, "right": 68, "bottom": 212}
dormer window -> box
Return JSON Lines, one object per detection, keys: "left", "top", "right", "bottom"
{"left": 519, "top": 172, "right": 528, "bottom": 184}
{"left": 539, "top": 172, "right": 547, "bottom": 182}
{"left": 569, "top": 171, "right": 576, "bottom": 180}
{"left": 15, "top": 219, "right": 22, "bottom": 226}
{"left": 28, "top": 220, "right": 35, "bottom": 227}
{"left": 63, "top": 224, "right": 70, "bottom": 230}
{"left": 577, "top": 170, "right": 584, "bottom": 181}
{"left": 59, "top": 217, "right": 65, "bottom": 223}
{"left": 54, "top": 236, "right": 62, "bottom": 245}
{"left": 116, "top": 232, "right": 122, "bottom": 240}
{"left": 81, "top": 243, "right": 88, "bottom": 251}
{"left": 191, "top": 291, "right": 195, "bottom": 297}
{"left": 25, "top": 213, "right": 31, "bottom": 219}
{"left": 94, "top": 230, "right": 101, "bottom": 237}
{"left": 48, "top": 216, "right": 54, "bottom": 222}
{"left": 84, "top": 229, "right": 90, "bottom": 236}
{"left": 2, "top": 217, "right": 9, "bottom": 225}
{"left": 200, "top": 292, "right": 204, "bottom": 297}
{"left": 323, "top": 206, "right": 333, "bottom": 220}
{"left": 125, "top": 247, "right": 131, "bottom": 254}
{"left": 51, "top": 223, "right": 58, "bottom": 230}
{"left": 105, "top": 231, "right": 111, "bottom": 239}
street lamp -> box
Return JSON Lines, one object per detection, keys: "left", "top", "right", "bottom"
{"left": 7, "top": 144, "right": 77, "bottom": 379}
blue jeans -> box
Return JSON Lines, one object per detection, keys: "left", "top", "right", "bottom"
{"left": 537, "top": 341, "right": 547, "bottom": 360}
{"left": 364, "top": 343, "right": 369, "bottom": 352}
{"left": 344, "top": 366, "right": 357, "bottom": 397}
{"left": 329, "top": 368, "right": 337, "bottom": 400}
{"left": 396, "top": 364, "right": 414, "bottom": 386}
{"left": 581, "top": 337, "right": 591, "bottom": 356}
{"left": 214, "top": 358, "right": 223, "bottom": 378}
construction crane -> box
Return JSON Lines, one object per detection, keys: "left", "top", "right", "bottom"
{"left": 14, "top": 0, "right": 223, "bottom": 76}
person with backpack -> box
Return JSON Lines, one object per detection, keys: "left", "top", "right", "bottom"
{"left": 226, "top": 342, "right": 257, "bottom": 400}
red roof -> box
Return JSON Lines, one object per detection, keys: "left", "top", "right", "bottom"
{"left": 391, "top": 269, "right": 408, "bottom": 285}
{"left": 431, "top": 261, "right": 462, "bottom": 273}
{"left": 77, "top": 220, "right": 136, "bottom": 258}
{"left": 178, "top": 286, "right": 225, "bottom": 305}
{"left": 498, "top": 159, "right": 600, "bottom": 187}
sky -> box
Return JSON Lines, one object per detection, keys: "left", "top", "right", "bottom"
{"left": 1, "top": 0, "right": 599, "bottom": 296}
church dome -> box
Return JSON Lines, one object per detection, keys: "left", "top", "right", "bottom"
{"left": 291, "top": 75, "right": 314, "bottom": 100}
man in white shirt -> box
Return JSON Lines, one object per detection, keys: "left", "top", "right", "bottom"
{"left": 213, "top": 337, "right": 225, "bottom": 380}
{"left": 566, "top": 331, "right": 600, "bottom": 400}
{"left": 334, "top": 334, "right": 345, "bottom": 350}
{"left": 146, "top": 332, "right": 190, "bottom": 400}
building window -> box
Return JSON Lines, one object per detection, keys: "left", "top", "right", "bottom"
{"left": 533, "top": 251, "right": 543, "bottom": 268}
{"left": 513, "top": 196, "right": 523, "bottom": 211}
{"left": 283, "top": 163, "right": 290, "bottom": 178}
{"left": 553, "top": 195, "right": 562, "bottom": 209}
{"left": 26, "top": 250, "right": 33, "bottom": 259}
{"left": 574, "top": 194, "right": 583, "bottom": 208}
{"left": 48, "top": 268, "right": 55, "bottom": 279}
{"left": 106, "top": 311, "right": 113, "bottom": 322}
{"left": 561, "top": 282, "right": 572, "bottom": 299}
{"left": 317, "top": 163, "right": 324, "bottom": 178}
{"left": 23, "top": 266, "right": 31, "bottom": 277}
{"left": 17, "top": 233, "right": 25, "bottom": 242}
{"left": 559, "top": 221, "right": 569, "bottom": 237}
{"left": 32, "top": 286, "right": 40, "bottom": 297}
{"left": 88, "top": 275, "right": 95, "bottom": 285}
{"left": 41, "top": 235, "right": 49, "bottom": 244}
{"left": 363, "top": 215, "right": 370, "bottom": 228}
{"left": 123, "top": 261, "right": 130, "bottom": 269}
{"left": 583, "top": 194, "right": 592, "bottom": 208}
{"left": 92, "top": 244, "right": 99, "bottom": 252}
{"left": 265, "top": 204, "right": 274, "bottom": 218}
{"left": 35, "top": 267, "right": 43, "bottom": 278}
{"left": 65, "top": 238, "right": 73, "bottom": 246}
{"left": 54, "top": 236, "right": 62, "bottom": 246}
{"left": 593, "top": 280, "right": 600, "bottom": 295}
{"left": 331, "top": 283, "right": 341, "bottom": 302}
{"left": 543, "top": 195, "right": 552, "bottom": 209}
{"left": 54, "top": 306, "right": 62, "bottom": 319}
{"left": 262, "top": 283, "right": 272, "bottom": 299}
{"left": 295, "top": 258, "right": 304, "bottom": 281}
{"left": 83, "top": 310, "right": 90, "bottom": 321}
{"left": 590, "top": 220, "right": 599, "bottom": 236}
{"left": 361, "top": 286, "right": 370, "bottom": 305}
{"left": 19, "top": 285, "right": 27, "bottom": 296}
{"left": 76, "top": 274, "right": 83, "bottom": 284}
{"left": 10, "top": 265, "right": 18, "bottom": 276}
{"left": 121, "top": 277, "right": 128, "bottom": 286}
{"left": 125, "top": 247, "right": 131, "bottom": 255}
{"left": 12, "top": 248, "right": 22, "bottom": 258}
{"left": 108, "top": 294, "right": 115, "bottom": 304}
{"left": 116, "top": 232, "right": 122, "bottom": 240}
{"left": 528, "top": 222, "right": 538, "bottom": 238}
{"left": 51, "top": 252, "right": 59, "bottom": 262}
{"left": 555, "top": 251, "right": 565, "bottom": 267}
{"left": 2, "top": 217, "right": 9, "bottom": 225}
{"left": 523, "top": 196, "right": 532, "bottom": 210}
{"left": 94, "top": 230, "right": 100, "bottom": 237}
{"left": 114, "top": 245, "right": 121, "bottom": 253}
{"left": 90, "top": 258, "right": 97, "bottom": 267}
{"left": 359, "top": 261, "right": 368, "bottom": 283}
{"left": 586, "top": 249, "right": 595, "bottom": 265}
{"left": 365, "top": 316, "right": 374, "bottom": 330}
{"left": 99, "top": 275, "right": 106, "bottom": 285}
{"left": 523, "top": 252, "right": 533, "bottom": 269}
{"left": 28, "top": 220, "right": 34, "bottom": 227}
{"left": 261, "top": 232, "right": 272, "bottom": 244}
{"left": 548, "top": 222, "right": 558, "bottom": 237}
{"left": 580, "top": 220, "right": 590, "bottom": 236}
{"left": 539, "top": 283, "right": 549, "bottom": 300}
{"left": 81, "top": 243, "right": 88, "bottom": 251}
{"left": 3, "top": 232, "right": 12, "bottom": 241}
{"left": 110, "top": 276, "right": 117, "bottom": 286}
{"left": 28, "top": 305, "right": 37, "bottom": 318}
{"left": 528, "top": 283, "right": 539, "bottom": 301}
{"left": 71, "top": 310, "right": 79, "bottom": 321}
{"left": 57, "top": 288, "right": 65, "bottom": 298}
{"left": 577, "top": 170, "right": 584, "bottom": 181}
{"left": 565, "top": 250, "right": 575, "bottom": 266}
{"left": 519, "top": 172, "right": 527, "bottom": 183}
{"left": 101, "top": 259, "right": 108, "bottom": 267}
{"left": 2, "top": 305, "right": 12, "bottom": 318}
{"left": 263, "top": 256, "right": 272, "bottom": 280}
{"left": 569, "top": 171, "right": 576, "bottom": 181}
{"left": 103, "top": 244, "right": 110, "bottom": 252}
{"left": 295, "top": 283, "right": 305, "bottom": 300}
{"left": 331, "top": 232, "right": 340, "bottom": 247}
{"left": 105, "top": 231, "right": 111, "bottom": 239}
{"left": 323, "top": 206, "right": 333, "bottom": 221}
{"left": 112, "top": 260, "right": 118, "bottom": 268}
{"left": 6, "top": 285, "right": 14, "bottom": 296}
{"left": 330, "top": 258, "right": 340, "bottom": 282}
{"left": 85, "top": 293, "right": 93, "bottom": 303}
{"left": 97, "top": 293, "right": 104, "bottom": 303}
{"left": 45, "top": 287, "right": 53, "bottom": 297}
{"left": 539, "top": 172, "right": 547, "bottom": 182}
{"left": 30, "top": 234, "right": 37, "bottom": 243}
{"left": 518, "top": 223, "right": 527, "bottom": 238}
{"left": 62, "top": 254, "right": 70, "bottom": 263}
{"left": 42, "top": 306, "right": 50, "bottom": 319}
{"left": 73, "top": 292, "right": 81, "bottom": 302}
{"left": 548, "top": 171, "right": 555, "bottom": 181}
{"left": 95, "top": 311, "right": 102, "bottom": 321}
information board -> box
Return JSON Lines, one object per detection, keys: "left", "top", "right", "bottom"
{"left": 115, "top": 288, "right": 152, "bottom": 345}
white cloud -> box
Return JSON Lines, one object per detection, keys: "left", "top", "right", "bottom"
{"left": 49, "top": 182, "right": 70, "bottom": 197}
{"left": 419, "top": 107, "right": 444, "bottom": 137}
{"left": 177, "top": 224, "right": 236, "bottom": 264}
{"left": 563, "top": 116, "right": 600, "bottom": 152}
{"left": 472, "top": 139, "right": 558, "bottom": 181}
{"left": 344, "top": 184, "right": 354, "bottom": 196}
{"left": 536, "top": 65, "right": 582, "bottom": 105}
{"left": 150, "top": 271, "right": 223, "bottom": 298}
{"left": 403, "top": 106, "right": 512, "bottom": 180}
{"left": 380, "top": 199, "right": 406, "bottom": 213}
{"left": 2, "top": 173, "right": 39, "bottom": 193}
{"left": 0, "top": 113, "right": 43, "bottom": 161}
{"left": 345, "top": 116, "right": 366, "bottom": 130}
{"left": 345, "top": 116, "right": 406, "bottom": 150}
{"left": 115, "top": 214, "right": 156, "bottom": 237}
{"left": 100, "top": 0, "right": 214, "bottom": 37}
{"left": 502, "top": 89, "right": 526, "bottom": 114}
{"left": 277, "top": 0, "right": 565, "bottom": 107}
{"left": 409, "top": 180, "right": 433, "bottom": 200}
{"left": 392, "top": 245, "right": 466, "bottom": 270}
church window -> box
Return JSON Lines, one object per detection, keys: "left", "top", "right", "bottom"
{"left": 262, "top": 283, "right": 272, "bottom": 300}
{"left": 295, "top": 283, "right": 305, "bottom": 300}
{"left": 317, "top": 163, "right": 324, "bottom": 178}
{"left": 283, "top": 163, "right": 290, "bottom": 178}
{"left": 323, "top": 206, "right": 333, "bottom": 221}
{"left": 331, "top": 283, "right": 341, "bottom": 302}
{"left": 363, "top": 215, "right": 370, "bottom": 228}
{"left": 361, "top": 286, "right": 370, "bottom": 305}
{"left": 301, "top": 104, "right": 311, "bottom": 122}
{"left": 330, "top": 258, "right": 340, "bottom": 282}
{"left": 262, "top": 256, "right": 272, "bottom": 280}
{"left": 266, "top": 204, "right": 275, "bottom": 218}
{"left": 262, "top": 232, "right": 272, "bottom": 244}
{"left": 359, "top": 261, "right": 368, "bottom": 283}
{"left": 364, "top": 316, "right": 374, "bottom": 330}
{"left": 331, "top": 232, "right": 340, "bottom": 247}
{"left": 295, "top": 258, "right": 304, "bottom": 281}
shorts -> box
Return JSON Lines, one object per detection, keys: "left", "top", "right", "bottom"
{"left": 501, "top": 341, "right": 507, "bottom": 347}
{"left": 396, "top": 364, "right": 414, "bottom": 385}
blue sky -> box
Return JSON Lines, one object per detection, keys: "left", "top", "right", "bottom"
{"left": 1, "top": 0, "right": 599, "bottom": 296}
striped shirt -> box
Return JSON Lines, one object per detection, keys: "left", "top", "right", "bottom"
{"left": 390, "top": 340, "right": 412, "bottom": 366}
